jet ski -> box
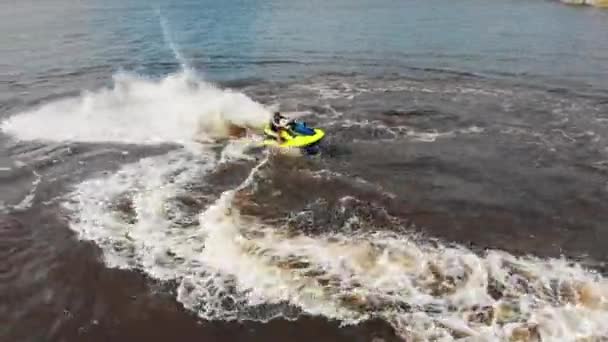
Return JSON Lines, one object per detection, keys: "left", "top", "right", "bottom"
{"left": 262, "top": 120, "right": 325, "bottom": 155}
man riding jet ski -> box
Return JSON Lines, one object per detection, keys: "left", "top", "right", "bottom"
{"left": 266, "top": 112, "right": 292, "bottom": 143}
{"left": 262, "top": 111, "right": 326, "bottom": 154}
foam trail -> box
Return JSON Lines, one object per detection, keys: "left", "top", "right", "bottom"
{"left": 12, "top": 170, "right": 41, "bottom": 211}
{"left": 157, "top": 8, "right": 191, "bottom": 72}
{"left": 64, "top": 149, "right": 218, "bottom": 270}
{"left": 64, "top": 142, "right": 608, "bottom": 341}
{"left": 1, "top": 72, "right": 272, "bottom": 145}
{"left": 219, "top": 138, "right": 259, "bottom": 164}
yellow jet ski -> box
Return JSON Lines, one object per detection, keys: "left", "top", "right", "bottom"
{"left": 262, "top": 120, "right": 325, "bottom": 154}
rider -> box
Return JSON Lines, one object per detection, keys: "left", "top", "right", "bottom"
{"left": 269, "top": 111, "right": 292, "bottom": 143}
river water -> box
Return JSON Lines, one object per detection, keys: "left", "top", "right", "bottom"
{"left": 2, "top": 0, "right": 608, "bottom": 341}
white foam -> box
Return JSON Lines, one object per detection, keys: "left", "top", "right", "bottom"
{"left": 337, "top": 119, "right": 483, "bottom": 143}
{"left": 158, "top": 9, "right": 192, "bottom": 72}
{"left": 12, "top": 170, "right": 41, "bottom": 211}
{"left": 1, "top": 72, "right": 272, "bottom": 145}
{"left": 218, "top": 137, "right": 259, "bottom": 164}
{"left": 403, "top": 125, "right": 485, "bottom": 142}
{"left": 560, "top": 0, "right": 607, "bottom": 7}
{"left": 63, "top": 143, "right": 608, "bottom": 341}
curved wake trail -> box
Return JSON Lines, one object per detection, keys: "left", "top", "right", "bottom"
{"left": 58, "top": 142, "right": 608, "bottom": 341}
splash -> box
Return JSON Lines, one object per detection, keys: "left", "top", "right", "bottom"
{"left": 63, "top": 144, "right": 608, "bottom": 341}
{"left": 1, "top": 72, "right": 272, "bottom": 145}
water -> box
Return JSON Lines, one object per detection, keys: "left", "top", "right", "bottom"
{"left": 2, "top": 0, "right": 608, "bottom": 341}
